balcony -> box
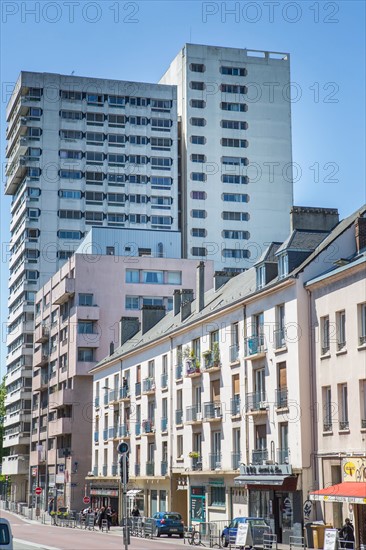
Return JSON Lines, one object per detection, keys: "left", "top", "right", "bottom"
{"left": 161, "top": 373, "right": 168, "bottom": 390}
{"left": 58, "top": 447, "right": 72, "bottom": 459}
{"left": 95, "top": 396, "right": 100, "bottom": 408}
{"left": 2, "top": 454, "right": 29, "bottom": 475}
{"left": 146, "top": 462, "right": 155, "bottom": 476}
{"left": 103, "top": 429, "right": 108, "bottom": 441}
{"left": 323, "top": 422, "right": 333, "bottom": 433}
{"left": 186, "top": 405, "right": 202, "bottom": 424}
{"left": 244, "top": 336, "right": 267, "bottom": 359}
{"left": 5, "top": 156, "right": 28, "bottom": 194}
{"left": 142, "top": 377, "right": 156, "bottom": 395}
{"left": 108, "top": 426, "right": 118, "bottom": 439}
{"left": 277, "top": 448, "right": 290, "bottom": 464}
{"left": 119, "top": 387, "right": 130, "bottom": 401}
{"left": 339, "top": 420, "right": 350, "bottom": 431}
{"left": 135, "top": 423, "right": 141, "bottom": 437}
{"left": 75, "top": 305, "right": 100, "bottom": 321}
{"left": 34, "top": 324, "right": 50, "bottom": 343}
{"left": 102, "top": 464, "right": 107, "bottom": 476}
{"left": 209, "top": 453, "right": 222, "bottom": 470}
{"left": 175, "top": 409, "right": 183, "bottom": 425}
{"left": 161, "top": 461, "right": 168, "bottom": 476}
{"left": 230, "top": 344, "right": 240, "bottom": 364}
{"left": 33, "top": 348, "right": 49, "bottom": 368}
{"left": 142, "top": 420, "right": 155, "bottom": 435}
{"left": 77, "top": 331, "right": 100, "bottom": 348}
{"left": 274, "top": 328, "right": 286, "bottom": 350}
{"left": 93, "top": 466, "right": 98, "bottom": 476}
{"left": 49, "top": 388, "right": 73, "bottom": 409}
{"left": 252, "top": 449, "right": 268, "bottom": 464}
{"left": 203, "top": 402, "right": 223, "bottom": 421}
{"left": 232, "top": 452, "right": 241, "bottom": 470}
{"left": 118, "top": 425, "right": 130, "bottom": 438}
{"left": 109, "top": 389, "right": 118, "bottom": 403}
{"left": 175, "top": 364, "right": 183, "bottom": 380}
{"left": 231, "top": 397, "right": 241, "bottom": 417}
{"left": 161, "top": 417, "right": 168, "bottom": 432}
{"left": 245, "top": 392, "right": 268, "bottom": 413}
{"left": 202, "top": 350, "right": 221, "bottom": 373}
{"left": 52, "top": 277, "right": 75, "bottom": 305}
{"left": 135, "top": 382, "right": 141, "bottom": 397}
{"left": 30, "top": 449, "right": 46, "bottom": 466}
{"left": 112, "top": 463, "right": 118, "bottom": 476}
{"left": 135, "top": 464, "right": 141, "bottom": 476}
{"left": 94, "top": 431, "right": 99, "bottom": 443}
{"left": 48, "top": 417, "right": 72, "bottom": 437}
{"left": 275, "top": 388, "right": 288, "bottom": 409}
{"left": 185, "top": 359, "right": 201, "bottom": 377}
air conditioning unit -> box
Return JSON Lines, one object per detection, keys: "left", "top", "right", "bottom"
{"left": 259, "top": 401, "right": 267, "bottom": 410}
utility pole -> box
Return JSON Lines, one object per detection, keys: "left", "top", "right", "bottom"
{"left": 117, "top": 442, "right": 129, "bottom": 550}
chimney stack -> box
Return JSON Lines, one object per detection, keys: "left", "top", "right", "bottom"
{"left": 290, "top": 206, "right": 339, "bottom": 232}
{"left": 120, "top": 316, "right": 140, "bottom": 346}
{"left": 180, "top": 289, "right": 194, "bottom": 322}
{"left": 355, "top": 217, "right": 366, "bottom": 253}
{"left": 173, "top": 289, "right": 181, "bottom": 316}
{"left": 141, "top": 305, "right": 166, "bottom": 335}
{"left": 196, "top": 262, "right": 205, "bottom": 313}
{"left": 214, "top": 271, "right": 240, "bottom": 291}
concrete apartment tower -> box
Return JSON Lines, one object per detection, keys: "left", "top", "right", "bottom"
{"left": 160, "top": 43, "right": 294, "bottom": 271}
{"left": 4, "top": 72, "right": 178, "bottom": 503}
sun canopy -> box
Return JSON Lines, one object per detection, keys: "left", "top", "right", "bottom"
{"left": 309, "top": 482, "right": 366, "bottom": 504}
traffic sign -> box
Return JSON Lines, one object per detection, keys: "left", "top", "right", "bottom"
{"left": 35, "top": 487, "right": 42, "bottom": 495}
{"left": 83, "top": 496, "right": 90, "bottom": 505}
{"left": 117, "top": 442, "right": 129, "bottom": 454}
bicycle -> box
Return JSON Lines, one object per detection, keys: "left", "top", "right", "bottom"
{"left": 184, "top": 526, "right": 203, "bottom": 546}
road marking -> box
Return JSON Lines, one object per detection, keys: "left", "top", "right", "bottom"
{"left": 14, "top": 539, "right": 61, "bottom": 550}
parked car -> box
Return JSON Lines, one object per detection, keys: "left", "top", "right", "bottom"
{"left": 221, "top": 517, "right": 271, "bottom": 548}
{"left": 151, "top": 512, "right": 184, "bottom": 537}
{"left": 0, "top": 518, "right": 13, "bottom": 550}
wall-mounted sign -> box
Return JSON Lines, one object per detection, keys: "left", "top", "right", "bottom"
{"left": 303, "top": 500, "right": 312, "bottom": 520}
{"left": 209, "top": 478, "right": 224, "bottom": 486}
{"left": 343, "top": 458, "right": 366, "bottom": 482}
{"left": 239, "top": 464, "right": 292, "bottom": 476}
{"left": 90, "top": 488, "right": 118, "bottom": 497}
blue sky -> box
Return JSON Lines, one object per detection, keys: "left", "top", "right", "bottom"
{"left": 0, "top": 1, "right": 365, "bottom": 373}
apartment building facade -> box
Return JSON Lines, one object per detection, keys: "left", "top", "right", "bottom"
{"left": 160, "top": 43, "right": 293, "bottom": 271}
{"left": 22, "top": 249, "right": 214, "bottom": 510}
{"left": 307, "top": 217, "right": 366, "bottom": 548}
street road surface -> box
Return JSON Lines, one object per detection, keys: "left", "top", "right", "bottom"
{"left": 1, "top": 510, "right": 186, "bottom": 549}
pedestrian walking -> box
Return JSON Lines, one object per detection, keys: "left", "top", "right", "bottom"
{"left": 131, "top": 505, "right": 140, "bottom": 517}
{"left": 340, "top": 518, "right": 355, "bottom": 549}
{"left": 97, "top": 506, "right": 106, "bottom": 530}
{"left": 48, "top": 498, "right": 54, "bottom": 515}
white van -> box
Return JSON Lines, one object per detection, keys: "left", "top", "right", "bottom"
{"left": 0, "top": 518, "right": 13, "bottom": 550}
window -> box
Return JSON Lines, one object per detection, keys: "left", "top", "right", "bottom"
{"left": 191, "top": 154, "right": 206, "bottom": 163}
{"left": 58, "top": 250, "right": 73, "bottom": 259}
{"left": 60, "top": 149, "right": 82, "bottom": 160}
{"left": 60, "top": 110, "right": 82, "bottom": 120}
{"left": 221, "top": 120, "right": 248, "bottom": 130}
{"left": 129, "top": 96, "right": 148, "bottom": 107}
{"left": 220, "top": 66, "right": 247, "bottom": 76}
{"left": 336, "top": 310, "right": 346, "bottom": 351}
{"left": 192, "top": 247, "right": 207, "bottom": 257}
{"left": 151, "top": 215, "right": 172, "bottom": 226}
{"left": 85, "top": 211, "right": 103, "bottom": 224}
{"left": 151, "top": 99, "right": 172, "bottom": 111}
{"left": 150, "top": 118, "right": 172, "bottom": 131}
{"left": 78, "top": 293, "right": 93, "bottom": 307}
{"left": 86, "top": 151, "right": 104, "bottom": 164}
{"left": 190, "top": 99, "right": 206, "bottom": 109}
{"left": 129, "top": 135, "right": 148, "bottom": 145}
{"left": 190, "top": 117, "right": 206, "bottom": 127}
{"left": 142, "top": 297, "right": 163, "bottom": 307}
{"left": 60, "top": 90, "right": 82, "bottom": 101}
{"left": 323, "top": 386, "right": 333, "bottom": 431}
{"left": 59, "top": 170, "right": 83, "bottom": 181}
{"left": 190, "top": 81, "right": 205, "bottom": 90}
{"left": 191, "top": 172, "right": 206, "bottom": 182}
{"left": 129, "top": 175, "right": 148, "bottom": 184}
{"left": 86, "top": 112, "right": 104, "bottom": 125}
{"left": 86, "top": 191, "right": 103, "bottom": 204}
{"left": 221, "top": 84, "right": 247, "bottom": 94}
{"left": 129, "top": 194, "right": 147, "bottom": 204}
{"left": 221, "top": 102, "right": 247, "bottom": 112}
{"left": 222, "top": 211, "right": 249, "bottom": 221}
{"left": 141, "top": 271, "right": 163, "bottom": 284}
{"left": 210, "top": 486, "right": 226, "bottom": 506}
{"left": 107, "top": 193, "right": 125, "bottom": 204}
{"left": 222, "top": 156, "right": 248, "bottom": 166}
{"left": 60, "top": 129, "right": 83, "bottom": 140}
{"left": 191, "top": 191, "right": 206, "bottom": 200}
{"left": 108, "top": 154, "right": 125, "bottom": 166}
{"left": 150, "top": 137, "right": 172, "bottom": 150}
{"left": 190, "top": 63, "right": 205, "bottom": 72}
{"left": 87, "top": 94, "right": 104, "bottom": 105}
{"left": 85, "top": 171, "right": 104, "bottom": 185}
{"left": 58, "top": 210, "right": 82, "bottom": 219}
{"left": 129, "top": 214, "right": 148, "bottom": 224}
{"left": 151, "top": 196, "right": 172, "bottom": 207}
{"left": 86, "top": 132, "right": 104, "bottom": 144}
{"left": 222, "top": 175, "right": 248, "bottom": 184}
{"left": 78, "top": 348, "right": 94, "bottom": 362}
{"left": 191, "top": 135, "right": 206, "bottom": 145}
{"left": 278, "top": 254, "right": 289, "bottom": 280}
{"left": 359, "top": 303, "right": 366, "bottom": 345}
{"left": 108, "top": 95, "right": 125, "bottom": 107}
{"left": 107, "top": 213, "right": 125, "bottom": 224}
{"left": 275, "top": 305, "right": 286, "bottom": 349}
{"left": 59, "top": 190, "right": 82, "bottom": 199}
{"left": 108, "top": 114, "right": 126, "bottom": 127}
{"left": 151, "top": 176, "right": 172, "bottom": 188}
{"left": 129, "top": 116, "right": 148, "bottom": 126}
{"left": 222, "top": 230, "right": 249, "bottom": 239}
{"left": 338, "top": 383, "right": 349, "bottom": 430}
{"left": 192, "top": 209, "right": 206, "bottom": 219}
{"left": 177, "top": 434, "right": 183, "bottom": 458}
{"left": 222, "top": 193, "right": 248, "bottom": 203}
{"left": 58, "top": 230, "right": 82, "bottom": 239}
{"left": 150, "top": 157, "right": 172, "bottom": 170}
{"left": 126, "top": 270, "right": 139, "bottom": 283}
{"left": 222, "top": 138, "right": 248, "bottom": 148}
{"left": 222, "top": 249, "right": 249, "bottom": 259}
{"left": 167, "top": 271, "right": 181, "bottom": 284}
{"left": 129, "top": 155, "right": 147, "bottom": 165}
{"left": 108, "top": 173, "right": 124, "bottom": 186}
{"left": 192, "top": 228, "right": 207, "bottom": 237}
{"left": 126, "top": 296, "right": 139, "bottom": 309}
{"left": 78, "top": 321, "right": 94, "bottom": 334}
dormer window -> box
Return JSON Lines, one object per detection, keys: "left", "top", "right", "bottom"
{"left": 278, "top": 254, "right": 289, "bottom": 279}
{"left": 256, "top": 265, "right": 266, "bottom": 290}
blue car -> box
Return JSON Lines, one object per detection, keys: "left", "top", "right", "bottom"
{"left": 221, "top": 517, "right": 272, "bottom": 548}
{"left": 152, "top": 512, "right": 184, "bottom": 538}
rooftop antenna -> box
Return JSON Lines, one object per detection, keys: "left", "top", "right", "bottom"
{"left": 71, "top": 71, "right": 75, "bottom": 75}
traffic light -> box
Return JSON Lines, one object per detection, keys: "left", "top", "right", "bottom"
{"left": 119, "top": 453, "right": 129, "bottom": 485}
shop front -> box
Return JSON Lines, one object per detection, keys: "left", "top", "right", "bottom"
{"left": 235, "top": 464, "right": 302, "bottom": 544}
{"left": 90, "top": 485, "right": 119, "bottom": 516}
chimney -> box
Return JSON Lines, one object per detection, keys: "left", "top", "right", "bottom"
{"left": 180, "top": 289, "right": 194, "bottom": 322}
{"left": 196, "top": 261, "right": 205, "bottom": 313}
{"left": 355, "top": 217, "right": 366, "bottom": 253}
{"left": 120, "top": 316, "right": 140, "bottom": 346}
{"left": 290, "top": 206, "right": 339, "bottom": 232}
{"left": 214, "top": 271, "right": 240, "bottom": 291}
{"left": 141, "top": 305, "right": 166, "bottom": 335}
{"left": 109, "top": 341, "right": 114, "bottom": 355}
{"left": 173, "top": 289, "right": 181, "bottom": 316}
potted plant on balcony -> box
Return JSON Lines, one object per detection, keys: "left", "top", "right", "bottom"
{"left": 188, "top": 451, "right": 200, "bottom": 459}
{"left": 213, "top": 342, "right": 221, "bottom": 367}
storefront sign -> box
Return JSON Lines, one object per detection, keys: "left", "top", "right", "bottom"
{"left": 90, "top": 488, "right": 118, "bottom": 497}
{"left": 209, "top": 477, "right": 224, "bottom": 486}
{"left": 343, "top": 458, "right": 366, "bottom": 482}
{"left": 56, "top": 474, "right": 65, "bottom": 484}
{"left": 190, "top": 487, "right": 206, "bottom": 523}
{"left": 31, "top": 467, "right": 38, "bottom": 477}
{"left": 240, "top": 464, "right": 292, "bottom": 476}
{"left": 303, "top": 500, "right": 312, "bottom": 520}
{"left": 324, "top": 529, "right": 339, "bottom": 550}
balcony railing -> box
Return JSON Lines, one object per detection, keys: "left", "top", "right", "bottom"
{"left": 146, "top": 462, "right": 154, "bottom": 476}
{"left": 108, "top": 427, "right": 118, "bottom": 439}
{"left": 203, "top": 402, "right": 222, "bottom": 420}
{"left": 135, "top": 382, "right": 141, "bottom": 397}
{"left": 362, "top": 419, "right": 366, "bottom": 429}
{"left": 94, "top": 431, "right": 99, "bottom": 443}
{"left": 252, "top": 449, "right": 268, "bottom": 464}
{"left": 230, "top": 344, "right": 240, "bottom": 363}
{"left": 186, "top": 405, "right": 202, "bottom": 422}
{"left": 94, "top": 396, "right": 100, "bottom": 408}
{"left": 102, "top": 464, "right": 107, "bottom": 476}
{"left": 359, "top": 335, "right": 366, "bottom": 346}
{"left": 111, "top": 463, "right": 118, "bottom": 476}
{"left": 135, "top": 464, "right": 140, "bottom": 476}
{"left": 209, "top": 453, "right": 222, "bottom": 470}
{"left": 339, "top": 420, "right": 349, "bottom": 431}
{"left": 232, "top": 452, "right": 241, "bottom": 470}
{"left": 161, "top": 417, "right": 168, "bottom": 432}
{"left": 244, "top": 335, "right": 266, "bottom": 357}
{"left": 277, "top": 448, "right": 289, "bottom": 464}
{"left": 161, "top": 461, "right": 168, "bottom": 476}
{"left": 245, "top": 392, "right": 268, "bottom": 412}
{"left": 203, "top": 351, "right": 221, "bottom": 371}
{"left": 185, "top": 358, "right": 201, "bottom": 376}
{"left": 93, "top": 466, "right": 98, "bottom": 476}
{"left": 119, "top": 425, "right": 129, "bottom": 437}
{"left": 175, "top": 364, "right": 183, "bottom": 380}
{"left": 119, "top": 386, "right": 130, "bottom": 400}
{"left": 275, "top": 388, "right": 288, "bottom": 408}
{"left": 135, "top": 423, "right": 141, "bottom": 437}
{"left": 323, "top": 422, "right": 333, "bottom": 432}
{"left": 176, "top": 409, "right": 183, "bottom": 425}
{"left": 103, "top": 429, "right": 108, "bottom": 441}
{"left": 142, "top": 377, "right": 156, "bottom": 393}
{"left": 142, "top": 420, "right": 155, "bottom": 434}
{"left": 161, "top": 373, "right": 168, "bottom": 389}
{"left": 274, "top": 328, "right": 286, "bottom": 349}
{"left": 103, "top": 394, "right": 109, "bottom": 406}
{"left": 231, "top": 396, "right": 241, "bottom": 416}
{"left": 109, "top": 389, "right": 118, "bottom": 402}
{"left": 191, "top": 457, "right": 202, "bottom": 471}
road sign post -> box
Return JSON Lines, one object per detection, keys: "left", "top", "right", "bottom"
{"left": 117, "top": 442, "right": 130, "bottom": 550}
{"left": 83, "top": 496, "right": 90, "bottom": 505}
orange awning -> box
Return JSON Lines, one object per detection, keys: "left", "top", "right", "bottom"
{"left": 310, "top": 482, "right": 366, "bottom": 504}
